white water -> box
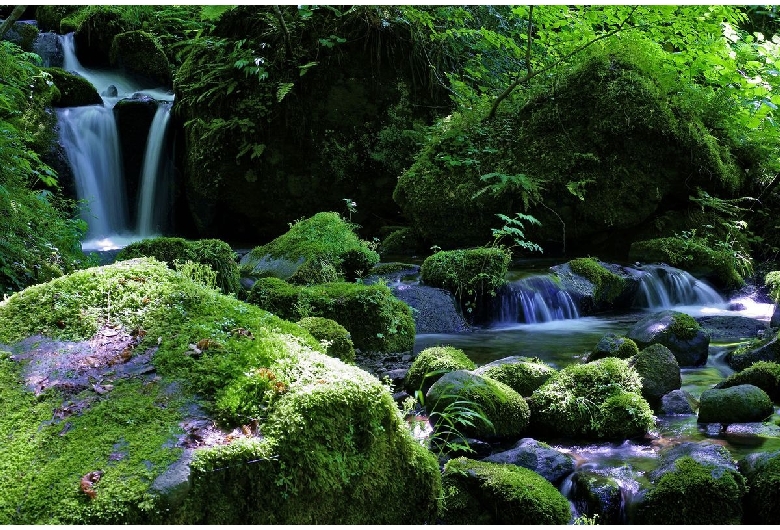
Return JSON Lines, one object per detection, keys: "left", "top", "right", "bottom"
{"left": 497, "top": 275, "right": 580, "bottom": 324}
{"left": 631, "top": 264, "right": 724, "bottom": 308}
{"left": 137, "top": 103, "right": 172, "bottom": 236}
{"left": 57, "top": 33, "right": 174, "bottom": 251}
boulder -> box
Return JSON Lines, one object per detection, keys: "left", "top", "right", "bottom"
{"left": 392, "top": 284, "right": 469, "bottom": 334}
{"left": 439, "top": 457, "right": 571, "bottom": 524}
{"left": 696, "top": 315, "right": 768, "bottom": 341}
{"left": 110, "top": 30, "right": 172, "bottom": 87}
{"left": 44, "top": 67, "right": 103, "bottom": 107}
{"left": 726, "top": 333, "right": 780, "bottom": 371}
{"left": 739, "top": 450, "right": 780, "bottom": 524}
{"left": 482, "top": 438, "right": 574, "bottom": 485}
{"left": 587, "top": 333, "right": 639, "bottom": 362}
{"left": 568, "top": 470, "right": 624, "bottom": 525}
{"left": 404, "top": 346, "right": 475, "bottom": 395}
{"left": 697, "top": 384, "right": 774, "bottom": 424}
{"left": 296, "top": 316, "right": 355, "bottom": 364}
{"left": 474, "top": 356, "right": 556, "bottom": 397}
{"left": 659, "top": 389, "right": 698, "bottom": 415}
{"left": 628, "top": 343, "right": 681, "bottom": 408}
{"left": 715, "top": 361, "right": 780, "bottom": 400}
{"left": 627, "top": 310, "right": 710, "bottom": 366}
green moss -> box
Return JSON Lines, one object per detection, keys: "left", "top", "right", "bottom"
{"left": 766, "top": 271, "right": 780, "bottom": 303}
{"left": 698, "top": 384, "right": 774, "bottom": 424}
{"left": 110, "top": 31, "right": 171, "bottom": 86}
{"left": 589, "top": 334, "right": 639, "bottom": 362}
{"left": 528, "top": 357, "right": 655, "bottom": 440}
{"left": 44, "top": 67, "right": 103, "bottom": 107}
{"left": 669, "top": 313, "right": 700, "bottom": 341}
{"left": 242, "top": 212, "right": 379, "bottom": 284}
{"left": 476, "top": 358, "right": 556, "bottom": 396}
{"left": 296, "top": 316, "right": 355, "bottom": 364}
{"left": 716, "top": 361, "right": 780, "bottom": 400}
{"left": 440, "top": 457, "right": 571, "bottom": 524}
{"left": 380, "top": 227, "right": 427, "bottom": 257}
{"left": 247, "top": 278, "right": 415, "bottom": 353}
{"left": 404, "top": 346, "right": 476, "bottom": 394}
{"left": 743, "top": 452, "right": 780, "bottom": 524}
{"left": 570, "top": 257, "right": 626, "bottom": 305}
{"left": 35, "top": 5, "right": 81, "bottom": 32}
{"left": 638, "top": 456, "right": 746, "bottom": 524}
{"left": 116, "top": 237, "right": 240, "bottom": 295}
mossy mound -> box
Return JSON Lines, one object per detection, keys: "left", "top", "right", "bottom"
{"left": 110, "top": 31, "right": 171, "bottom": 87}
{"left": 247, "top": 277, "right": 415, "bottom": 353}
{"left": 116, "top": 237, "right": 240, "bottom": 295}
{"left": 627, "top": 310, "right": 710, "bottom": 366}
{"left": 740, "top": 451, "right": 780, "bottom": 524}
{"left": 0, "top": 258, "right": 440, "bottom": 524}
{"left": 629, "top": 236, "right": 747, "bottom": 289}
{"left": 527, "top": 357, "right": 655, "bottom": 440}
{"left": 404, "top": 346, "right": 476, "bottom": 395}
{"left": 726, "top": 334, "right": 780, "bottom": 371}
{"left": 379, "top": 226, "right": 428, "bottom": 257}
{"left": 241, "top": 212, "right": 379, "bottom": 285}
{"left": 35, "top": 5, "right": 81, "bottom": 32}
{"left": 72, "top": 7, "right": 128, "bottom": 67}
{"left": 588, "top": 333, "right": 639, "bottom": 362}
{"left": 44, "top": 67, "right": 103, "bottom": 107}
{"left": 474, "top": 356, "right": 556, "bottom": 396}
{"left": 697, "top": 384, "right": 774, "bottom": 424}
{"left": 440, "top": 457, "right": 571, "bottom": 524}
{"left": 628, "top": 343, "right": 682, "bottom": 409}
{"left": 296, "top": 316, "right": 355, "bottom": 364}
{"left": 715, "top": 361, "right": 780, "bottom": 400}
{"left": 393, "top": 37, "right": 744, "bottom": 254}
{"left": 426, "top": 370, "right": 530, "bottom": 440}
{"left": 569, "top": 257, "right": 627, "bottom": 306}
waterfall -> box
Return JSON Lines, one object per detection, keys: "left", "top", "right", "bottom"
{"left": 55, "top": 33, "right": 175, "bottom": 250}
{"left": 137, "top": 103, "right": 172, "bottom": 236}
{"left": 631, "top": 264, "right": 724, "bottom": 308}
{"left": 495, "top": 275, "right": 580, "bottom": 324}
{"left": 58, "top": 106, "right": 129, "bottom": 242}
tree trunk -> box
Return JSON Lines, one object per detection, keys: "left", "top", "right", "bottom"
{"left": 0, "top": 5, "right": 28, "bottom": 40}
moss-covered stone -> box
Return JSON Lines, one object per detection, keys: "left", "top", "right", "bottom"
{"left": 0, "top": 258, "right": 440, "bottom": 524}
{"left": 425, "top": 370, "right": 530, "bottom": 440}
{"left": 110, "top": 31, "right": 171, "bottom": 87}
{"left": 440, "top": 457, "right": 571, "bottom": 524}
{"left": 116, "top": 237, "right": 240, "bottom": 295}
{"left": 740, "top": 450, "right": 780, "bottom": 524}
{"left": 527, "top": 357, "right": 655, "bottom": 440}
{"left": 697, "top": 384, "right": 774, "bottom": 424}
{"left": 404, "top": 346, "right": 476, "bottom": 395}
{"left": 247, "top": 278, "right": 415, "bottom": 353}
{"left": 715, "top": 361, "right": 780, "bottom": 400}
{"left": 73, "top": 7, "right": 127, "bottom": 67}
{"left": 296, "top": 316, "right": 355, "bottom": 364}
{"left": 379, "top": 226, "right": 428, "bottom": 257}
{"left": 569, "top": 257, "right": 627, "bottom": 305}
{"left": 589, "top": 333, "right": 640, "bottom": 362}
{"left": 241, "top": 212, "right": 379, "bottom": 285}
{"left": 627, "top": 310, "right": 710, "bottom": 366}
{"left": 44, "top": 67, "right": 103, "bottom": 107}
{"left": 474, "top": 356, "right": 556, "bottom": 396}
{"left": 628, "top": 343, "right": 682, "bottom": 408}
{"left": 35, "top": 5, "right": 81, "bottom": 33}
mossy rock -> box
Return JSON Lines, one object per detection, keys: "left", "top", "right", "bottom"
{"left": 379, "top": 227, "right": 428, "bottom": 257}
{"left": 569, "top": 257, "right": 627, "bottom": 306}
{"left": 739, "top": 450, "right": 780, "bottom": 524}
{"left": 73, "top": 6, "right": 127, "bottom": 67}
{"left": 527, "top": 357, "right": 655, "bottom": 440}
{"left": 110, "top": 31, "right": 172, "bottom": 87}
{"left": 474, "top": 356, "right": 556, "bottom": 396}
{"left": 241, "top": 212, "right": 379, "bottom": 285}
{"left": 421, "top": 247, "right": 510, "bottom": 296}
{"left": 628, "top": 343, "right": 681, "bottom": 409}
{"left": 296, "top": 316, "right": 355, "bottom": 364}
{"left": 627, "top": 310, "right": 710, "bottom": 366}
{"left": 637, "top": 445, "right": 746, "bottom": 524}
{"left": 715, "top": 361, "right": 780, "bottom": 400}
{"left": 588, "top": 333, "right": 639, "bottom": 362}
{"left": 425, "top": 370, "right": 530, "bottom": 440}
{"left": 440, "top": 457, "right": 571, "bottom": 524}
{"left": 44, "top": 67, "right": 102, "bottom": 107}
{"left": 0, "top": 258, "right": 440, "bottom": 524}
{"left": 116, "top": 237, "right": 240, "bottom": 295}
{"left": 697, "top": 384, "right": 774, "bottom": 424}
{"left": 247, "top": 278, "right": 415, "bottom": 353}
{"left": 629, "top": 236, "right": 747, "bottom": 289}
{"left": 404, "top": 346, "right": 475, "bottom": 395}
{"left": 726, "top": 335, "right": 780, "bottom": 373}
{"left": 35, "top": 5, "right": 81, "bottom": 32}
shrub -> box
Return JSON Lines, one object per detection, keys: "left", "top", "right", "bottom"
{"left": 404, "top": 346, "right": 476, "bottom": 394}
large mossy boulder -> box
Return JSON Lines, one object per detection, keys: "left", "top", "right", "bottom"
{"left": 116, "top": 237, "right": 240, "bottom": 295}
{"left": 697, "top": 384, "right": 774, "bottom": 424}
{"left": 628, "top": 343, "right": 682, "bottom": 409}
{"left": 627, "top": 310, "right": 710, "bottom": 366}
{"left": 588, "top": 333, "right": 639, "bottom": 362}
{"left": 391, "top": 284, "right": 469, "bottom": 334}
{"left": 393, "top": 39, "right": 744, "bottom": 255}
{"left": 527, "top": 357, "right": 655, "bottom": 440}
{"left": 44, "top": 67, "right": 102, "bottom": 107}
{"left": 637, "top": 442, "right": 746, "bottom": 524}
{"left": 246, "top": 277, "right": 415, "bottom": 353}
{"left": 296, "top": 316, "right": 355, "bottom": 364}
{"left": 552, "top": 258, "right": 637, "bottom": 314}
{"left": 425, "top": 370, "right": 530, "bottom": 440}
{"left": 240, "top": 212, "right": 379, "bottom": 285}
{"left": 440, "top": 457, "right": 571, "bottom": 525}
{"left": 739, "top": 450, "right": 780, "bottom": 524}
{"left": 110, "top": 31, "right": 171, "bottom": 87}
{"left": 726, "top": 333, "right": 780, "bottom": 371}
{"left": 0, "top": 258, "right": 440, "bottom": 524}
{"left": 72, "top": 6, "right": 127, "bottom": 67}
{"left": 474, "top": 356, "right": 556, "bottom": 397}
{"left": 715, "top": 361, "right": 780, "bottom": 400}
{"left": 404, "top": 346, "right": 476, "bottom": 395}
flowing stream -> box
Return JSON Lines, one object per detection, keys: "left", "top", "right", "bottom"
{"left": 413, "top": 263, "right": 778, "bottom": 522}
{"left": 56, "top": 33, "right": 174, "bottom": 251}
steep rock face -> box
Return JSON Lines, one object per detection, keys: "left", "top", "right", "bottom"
{"left": 173, "top": 6, "right": 449, "bottom": 243}
{"left": 393, "top": 45, "right": 745, "bottom": 254}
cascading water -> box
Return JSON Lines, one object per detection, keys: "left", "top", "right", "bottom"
{"left": 56, "top": 33, "right": 174, "bottom": 251}
{"left": 495, "top": 275, "right": 580, "bottom": 324}
{"left": 137, "top": 103, "right": 172, "bottom": 236}
{"left": 630, "top": 264, "right": 724, "bottom": 308}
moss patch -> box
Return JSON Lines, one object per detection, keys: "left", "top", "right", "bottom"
{"left": 44, "top": 67, "right": 103, "bottom": 107}
{"left": 404, "top": 346, "right": 476, "bottom": 395}
{"left": 570, "top": 257, "right": 626, "bottom": 305}
{"left": 296, "top": 316, "right": 355, "bottom": 364}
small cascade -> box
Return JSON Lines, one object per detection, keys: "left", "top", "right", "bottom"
{"left": 496, "top": 275, "right": 580, "bottom": 324}
{"left": 137, "top": 102, "right": 172, "bottom": 236}
{"left": 57, "top": 106, "right": 129, "bottom": 242}
{"left": 631, "top": 264, "right": 725, "bottom": 309}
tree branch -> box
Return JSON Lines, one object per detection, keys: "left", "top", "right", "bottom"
{"left": 0, "top": 5, "right": 27, "bottom": 41}
{"left": 486, "top": 5, "right": 639, "bottom": 121}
